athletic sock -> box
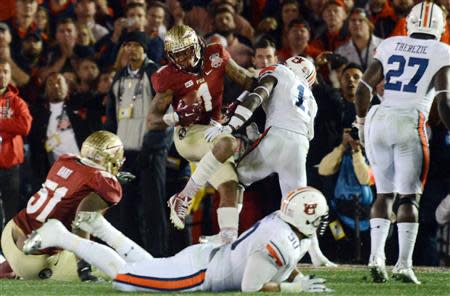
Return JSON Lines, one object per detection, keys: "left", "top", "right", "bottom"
{"left": 217, "top": 207, "right": 239, "bottom": 240}
{"left": 369, "top": 218, "right": 391, "bottom": 262}
{"left": 396, "top": 222, "right": 419, "bottom": 269}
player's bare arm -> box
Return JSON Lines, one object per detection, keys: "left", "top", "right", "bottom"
{"left": 225, "top": 58, "right": 257, "bottom": 91}
{"left": 355, "top": 60, "right": 384, "bottom": 118}
{"left": 147, "top": 90, "right": 173, "bottom": 130}
{"left": 434, "top": 66, "right": 450, "bottom": 130}
{"left": 73, "top": 192, "right": 109, "bottom": 238}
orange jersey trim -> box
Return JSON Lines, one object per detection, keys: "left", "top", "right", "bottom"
{"left": 418, "top": 113, "right": 430, "bottom": 189}
{"left": 266, "top": 243, "right": 284, "bottom": 267}
{"left": 114, "top": 269, "right": 206, "bottom": 291}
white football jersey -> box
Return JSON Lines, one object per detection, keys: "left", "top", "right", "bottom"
{"left": 205, "top": 212, "right": 310, "bottom": 291}
{"left": 375, "top": 36, "right": 450, "bottom": 117}
{"left": 259, "top": 64, "right": 318, "bottom": 140}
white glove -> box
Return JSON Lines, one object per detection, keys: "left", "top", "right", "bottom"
{"left": 280, "top": 275, "right": 333, "bottom": 293}
{"left": 204, "top": 125, "right": 233, "bottom": 142}
{"left": 245, "top": 122, "right": 261, "bottom": 141}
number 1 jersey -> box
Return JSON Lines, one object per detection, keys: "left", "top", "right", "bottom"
{"left": 375, "top": 36, "right": 450, "bottom": 117}
{"left": 14, "top": 154, "right": 122, "bottom": 237}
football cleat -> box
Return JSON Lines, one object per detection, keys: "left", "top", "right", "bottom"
{"left": 168, "top": 193, "right": 192, "bottom": 230}
{"left": 72, "top": 211, "right": 102, "bottom": 234}
{"left": 23, "top": 219, "right": 65, "bottom": 254}
{"left": 199, "top": 230, "right": 237, "bottom": 246}
{"left": 368, "top": 256, "right": 388, "bottom": 283}
{"left": 392, "top": 265, "right": 421, "bottom": 284}
{"left": 310, "top": 255, "right": 338, "bottom": 267}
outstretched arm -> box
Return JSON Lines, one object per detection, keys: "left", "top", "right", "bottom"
{"left": 225, "top": 58, "right": 257, "bottom": 91}
{"left": 434, "top": 66, "right": 450, "bottom": 130}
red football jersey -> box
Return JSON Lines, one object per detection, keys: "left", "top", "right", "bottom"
{"left": 151, "top": 43, "right": 231, "bottom": 125}
{"left": 14, "top": 154, "right": 122, "bottom": 237}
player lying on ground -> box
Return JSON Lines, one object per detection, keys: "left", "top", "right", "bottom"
{"left": 23, "top": 187, "right": 333, "bottom": 293}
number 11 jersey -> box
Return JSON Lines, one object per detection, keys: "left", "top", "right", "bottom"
{"left": 375, "top": 36, "right": 450, "bottom": 117}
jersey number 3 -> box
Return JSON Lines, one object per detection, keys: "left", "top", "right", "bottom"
{"left": 385, "top": 55, "right": 429, "bottom": 93}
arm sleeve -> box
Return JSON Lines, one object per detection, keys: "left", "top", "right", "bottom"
{"left": 318, "top": 145, "right": 346, "bottom": 176}
{"left": 0, "top": 96, "right": 32, "bottom": 136}
{"left": 352, "top": 151, "right": 371, "bottom": 185}
{"left": 241, "top": 251, "right": 279, "bottom": 292}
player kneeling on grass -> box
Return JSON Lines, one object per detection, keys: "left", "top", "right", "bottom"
{"left": 0, "top": 131, "right": 127, "bottom": 281}
{"left": 23, "top": 187, "right": 333, "bottom": 293}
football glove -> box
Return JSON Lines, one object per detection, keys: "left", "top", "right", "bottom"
{"left": 116, "top": 171, "right": 136, "bottom": 185}
{"left": 281, "top": 274, "right": 333, "bottom": 293}
{"left": 204, "top": 124, "right": 233, "bottom": 142}
{"left": 175, "top": 100, "right": 205, "bottom": 126}
{"left": 77, "top": 259, "right": 98, "bottom": 282}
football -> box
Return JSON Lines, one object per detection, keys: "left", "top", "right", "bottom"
{"left": 180, "top": 90, "right": 201, "bottom": 106}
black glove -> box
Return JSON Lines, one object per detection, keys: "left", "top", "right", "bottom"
{"left": 116, "top": 171, "right": 136, "bottom": 185}
{"left": 77, "top": 259, "right": 98, "bottom": 282}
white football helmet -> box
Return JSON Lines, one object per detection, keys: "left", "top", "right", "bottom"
{"left": 285, "top": 56, "right": 317, "bottom": 87}
{"left": 407, "top": 1, "right": 446, "bottom": 40}
{"left": 279, "top": 187, "right": 329, "bottom": 236}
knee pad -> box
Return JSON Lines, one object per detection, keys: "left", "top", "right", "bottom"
{"left": 394, "top": 196, "right": 420, "bottom": 213}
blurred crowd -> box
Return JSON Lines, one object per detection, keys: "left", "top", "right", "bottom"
{"left": 0, "top": 0, "right": 449, "bottom": 266}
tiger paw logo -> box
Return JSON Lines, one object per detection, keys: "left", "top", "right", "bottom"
{"left": 304, "top": 203, "right": 317, "bottom": 215}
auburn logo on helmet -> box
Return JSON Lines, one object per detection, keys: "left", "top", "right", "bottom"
{"left": 304, "top": 203, "right": 317, "bottom": 215}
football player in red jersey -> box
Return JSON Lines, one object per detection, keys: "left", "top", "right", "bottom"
{"left": 148, "top": 25, "right": 255, "bottom": 244}
{"left": 0, "top": 130, "right": 125, "bottom": 281}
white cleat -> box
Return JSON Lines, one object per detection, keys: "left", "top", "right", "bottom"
{"left": 368, "top": 257, "right": 388, "bottom": 283}
{"left": 199, "top": 231, "right": 237, "bottom": 246}
{"left": 23, "top": 219, "right": 65, "bottom": 255}
{"left": 392, "top": 266, "right": 421, "bottom": 284}
{"left": 72, "top": 211, "right": 102, "bottom": 233}
{"left": 167, "top": 193, "right": 191, "bottom": 230}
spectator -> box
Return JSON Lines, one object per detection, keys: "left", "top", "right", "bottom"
{"left": 7, "top": 0, "right": 43, "bottom": 55}
{"left": 276, "top": 18, "right": 319, "bottom": 62}
{"left": 41, "top": 18, "right": 80, "bottom": 80}
{"left": 436, "top": 195, "right": 450, "bottom": 225}
{"left": 302, "top": 0, "right": 327, "bottom": 39}
{"left": 252, "top": 38, "right": 278, "bottom": 71}
{"left": 269, "top": 0, "right": 302, "bottom": 49}
{"left": 372, "top": 0, "right": 413, "bottom": 38}
{"left": 310, "top": 0, "right": 350, "bottom": 53}
{"left": 146, "top": 1, "right": 168, "bottom": 41}
{"left": 35, "top": 6, "right": 50, "bottom": 37}
{"left": 105, "top": 31, "right": 172, "bottom": 256}
{"left": 0, "top": 22, "right": 32, "bottom": 87}
{"left": 335, "top": 8, "right": 383, "bottom": 71}
{"left": 166, "top": 0, "right": 186, "bottom": 27}
{"left": 211, "top": 4, "right": 253, "bottom": 68}
{"left": 27, "top": 73, "right": 92, "bottom": 191}
{"left": 76, "top": 23, "right": 95, "bottom": 47}
{"left": 0, "top": 59, "right": 32, "bottom": 234}
{"left": 96, "top": 2, "right": 164, "bottom": 67}
{"left": 74, "top": 0, "right": 108, "bottom": 42}
{"left": 41, "top": 0, "right": 76, "bottom": 34}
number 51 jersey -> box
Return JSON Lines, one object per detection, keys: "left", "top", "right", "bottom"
{"left": 375, "top": 36, "right": 450, "bottom": 117}
{"left": 14, "top": 154, "right": 122, "bottom": 239}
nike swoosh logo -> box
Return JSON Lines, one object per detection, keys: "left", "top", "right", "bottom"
{"left": 205, "top": 70, "right": 213, "bottom": 75}
{"left": 184, "top": 112, "right": 194, "bottom": 117}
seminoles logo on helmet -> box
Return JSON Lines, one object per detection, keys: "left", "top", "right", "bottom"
{"left": 304, "top": 203, "right": 317, "bottom": 215}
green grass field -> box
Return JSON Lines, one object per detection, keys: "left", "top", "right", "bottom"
{"left": 1, "top": 265, "right": 449, "bottom": 296}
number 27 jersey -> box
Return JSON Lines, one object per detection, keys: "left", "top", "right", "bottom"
{"left": 375, "top": 36, "right": 450, "bottom": 116}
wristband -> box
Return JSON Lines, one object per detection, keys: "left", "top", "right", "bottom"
{"left": 356, "top": 116, "right": 365, "bottom": 125}
{"left": 162, "top": 112, "right": 179, "bottom": 127}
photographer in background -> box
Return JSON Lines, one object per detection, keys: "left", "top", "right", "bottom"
{"left": 318, "top": 63, "right": 373, "bottom": 263}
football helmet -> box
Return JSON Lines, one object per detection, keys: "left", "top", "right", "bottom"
{"left": 80, "top": 131, "right": 125, "bottom": 175}
{"left": 407, "top": 1, "right": 445, "bottom": 40}
{"left": 285, "top": 56, "right": 317, "bottom": 87}
{"left": 165, "top": 25, "right": 203, "bottom": 70}
{"left": 279, "top": 187, "right": 329, "bottom": 236}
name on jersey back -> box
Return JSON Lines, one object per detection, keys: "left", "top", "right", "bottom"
{"left": 395, "top": 42, "right": 428, "bottom": 54}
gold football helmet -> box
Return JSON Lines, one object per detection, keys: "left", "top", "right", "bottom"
{"left": 80, "top": 131, "right": 125, "bottom": 175}
{"left": 164, "top": 25, "right": 203, "bottom": 70}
